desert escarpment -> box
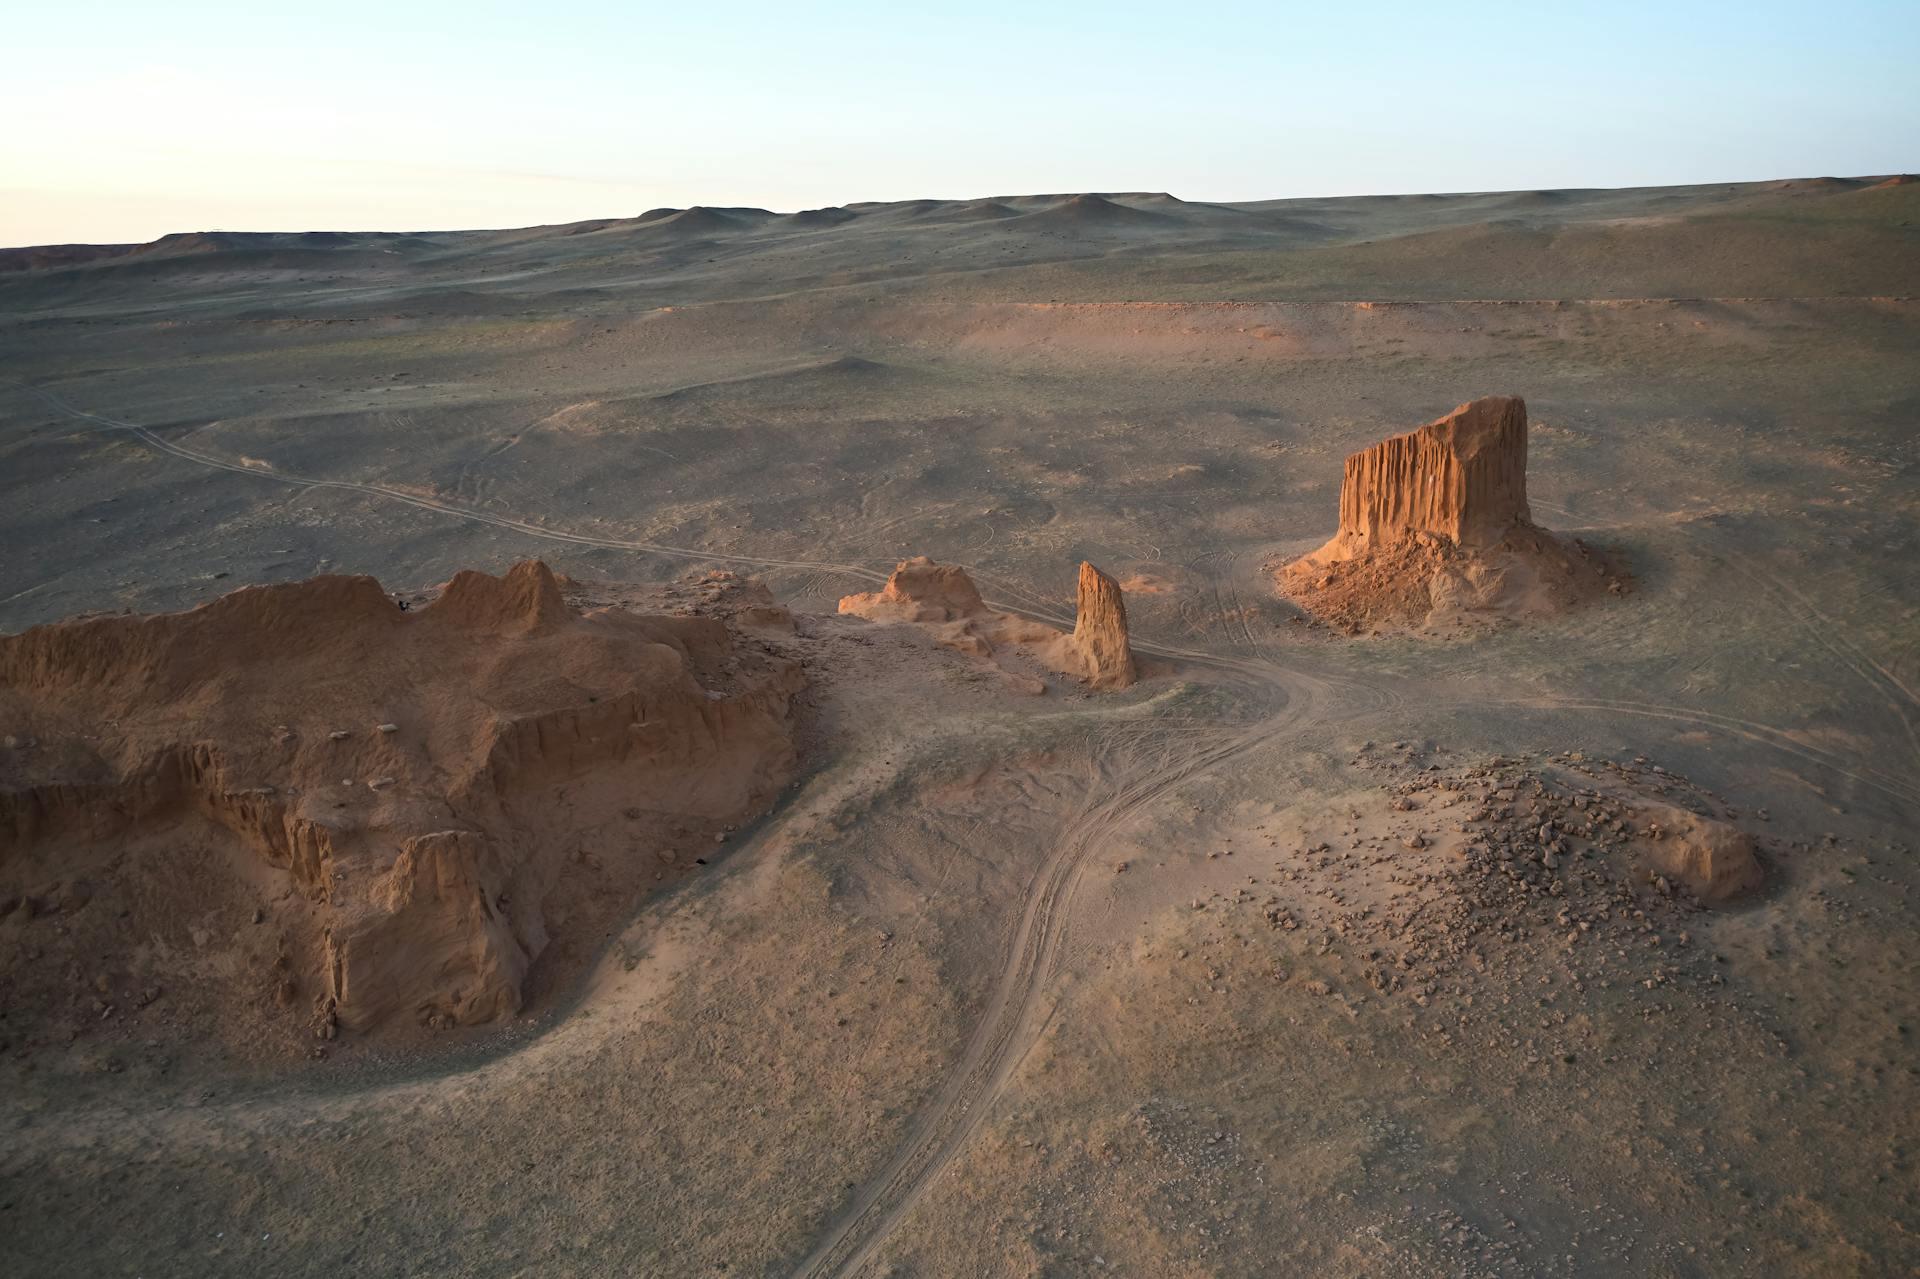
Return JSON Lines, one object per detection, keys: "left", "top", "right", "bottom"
{"left": 0, "top": 560, "right": 803, "bottom": 1048}
{"left": 839, "top": 556, "right": 1141, "bottom": 691}
{"left": 1281, "top": 396, "right": 1629, "bottom": 632}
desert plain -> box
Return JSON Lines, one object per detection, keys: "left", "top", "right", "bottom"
{"left": 1, "top": 177, "right": 1918, "bottom": 1276}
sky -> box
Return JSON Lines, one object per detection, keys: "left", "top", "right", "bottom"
{"left": 3, "top": 0, "right": 1916, "bottom": 246}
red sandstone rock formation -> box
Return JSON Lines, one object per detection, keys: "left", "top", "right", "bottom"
{"left": 1330, "top": 395, "right": 1531, "bottom": 554}
{"left": 1633, "top": 803, "right": 1764, "bottom": 904}
{"left": 0, "top": 561, "right": 804, "bottom": 1045}
{"left": 840, "top": 557, "right": 1143, "bottom": 691}
{"left": 1281, "top": 396, "right": 1628, "bottom": 633}
{"left": 1070, "top": 562, "right": 1136, "bottom": 690}
{"left": 835, "top": 556, "right": 987, "bottom": 624}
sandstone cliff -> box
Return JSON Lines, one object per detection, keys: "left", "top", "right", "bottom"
{"left": 1330, "top": 395, "right": 1531, "bottom": 555}
{"left": 1281, "top": 396, "right": 1628, "bottom": 633}
{"left": 0, "top": 561, "right": 804, "bottom": 1048}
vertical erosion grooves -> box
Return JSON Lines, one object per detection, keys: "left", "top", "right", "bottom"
{"left": 1069, "top": 561, "right": 1137, "bottom": 690}
{"left": 0, "top": 743, "right": 341, "bottom": 898}
{"left": 1336, "top": 395, "right": 1530, "bottom": 551}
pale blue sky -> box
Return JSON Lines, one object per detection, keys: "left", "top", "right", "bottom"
{"left": 3, "top": 0, "right": 1915, "bottom": 245}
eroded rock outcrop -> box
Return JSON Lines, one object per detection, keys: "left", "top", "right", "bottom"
{"left": 1331, "top": 395, "right": 1531, "bottom": 553}
{"left": 1069, "top": 562, "right": 1136, "bottom": 690}
{"left": 840, "top": 557, "right": 1143, "bottom": 691}
{"left": 329, "top": 830, "right": 530, "bottom": 1029}
{"left": 1633, "top": 803, "right": 1764, "bottom": 904}
{"left": 836, "top": 556, "right": 988, "bottom": 626}
{"left": 1281, "top": 396, "right": 1628, "bottom": 633}
{"left": 0, "top": 560, "right": 804, "bottom": 1047}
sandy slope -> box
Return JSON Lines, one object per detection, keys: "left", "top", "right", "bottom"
{"left": 1, "top": 178, "right": 1917, "bottom": 1276}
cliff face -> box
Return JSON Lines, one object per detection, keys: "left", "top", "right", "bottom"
{"left": 1070, "top": 562, "right": 1136, "bottom": 690}
{"left": 1284, "top": 396, "right": 1629, "bottom": 633}
{"left": 0, "top": 561, "right": 804, "bottom": 1041}
{"left": 1333, "top": 395, "right": 1531, "bottom": 554}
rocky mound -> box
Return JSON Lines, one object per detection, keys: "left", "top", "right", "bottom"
{"left": 0, "top": 561, "right": 803, "bottom": 1058}
{"left": 1184, "top": 743, "right": 1769, "bottom": 1056}
{"left": 838, "top": 556, "right": 991, "bottom": 626}
{"left": 1346, "top": 741, "right": 1765, "bottom": 908}
{"left": 1280, "top": 396, "right": 1629, "bottom": 633}
{"left": 839, "top": 557, "right": 1140, "bottom": 691}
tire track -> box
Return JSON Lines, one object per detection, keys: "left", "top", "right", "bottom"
{"left": 11, "top": 383, "right": 895, "bottom": 589}
{"left": 1499, "top": 693, "right": 1920, "bottom": 810}
{"left": 1711, "top": 551, "right": 1920, "bottom": 764}
{"left": 794, "top": 665, "right": 1323, "bottom": 1278}
{"left": 12, "top": 380, "right": 1106, "bottom": 643}
{"left": 1531, "top": 494, "right": 1920, "bottom": 766}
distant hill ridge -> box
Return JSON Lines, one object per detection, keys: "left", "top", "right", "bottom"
{"left": 0, "top": 177, "right": 1889, "bottom": 261}
{"left": 3, "top": 177, "right": 1914, "bottom": 305}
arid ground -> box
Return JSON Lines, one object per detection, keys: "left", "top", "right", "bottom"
{"left": 2, "top": 178, "right": 1918, "bottom": 1276}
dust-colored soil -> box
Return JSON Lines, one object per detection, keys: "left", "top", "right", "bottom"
{"left": 1, "top": 178, "right": 1917, "bottom": 1276}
